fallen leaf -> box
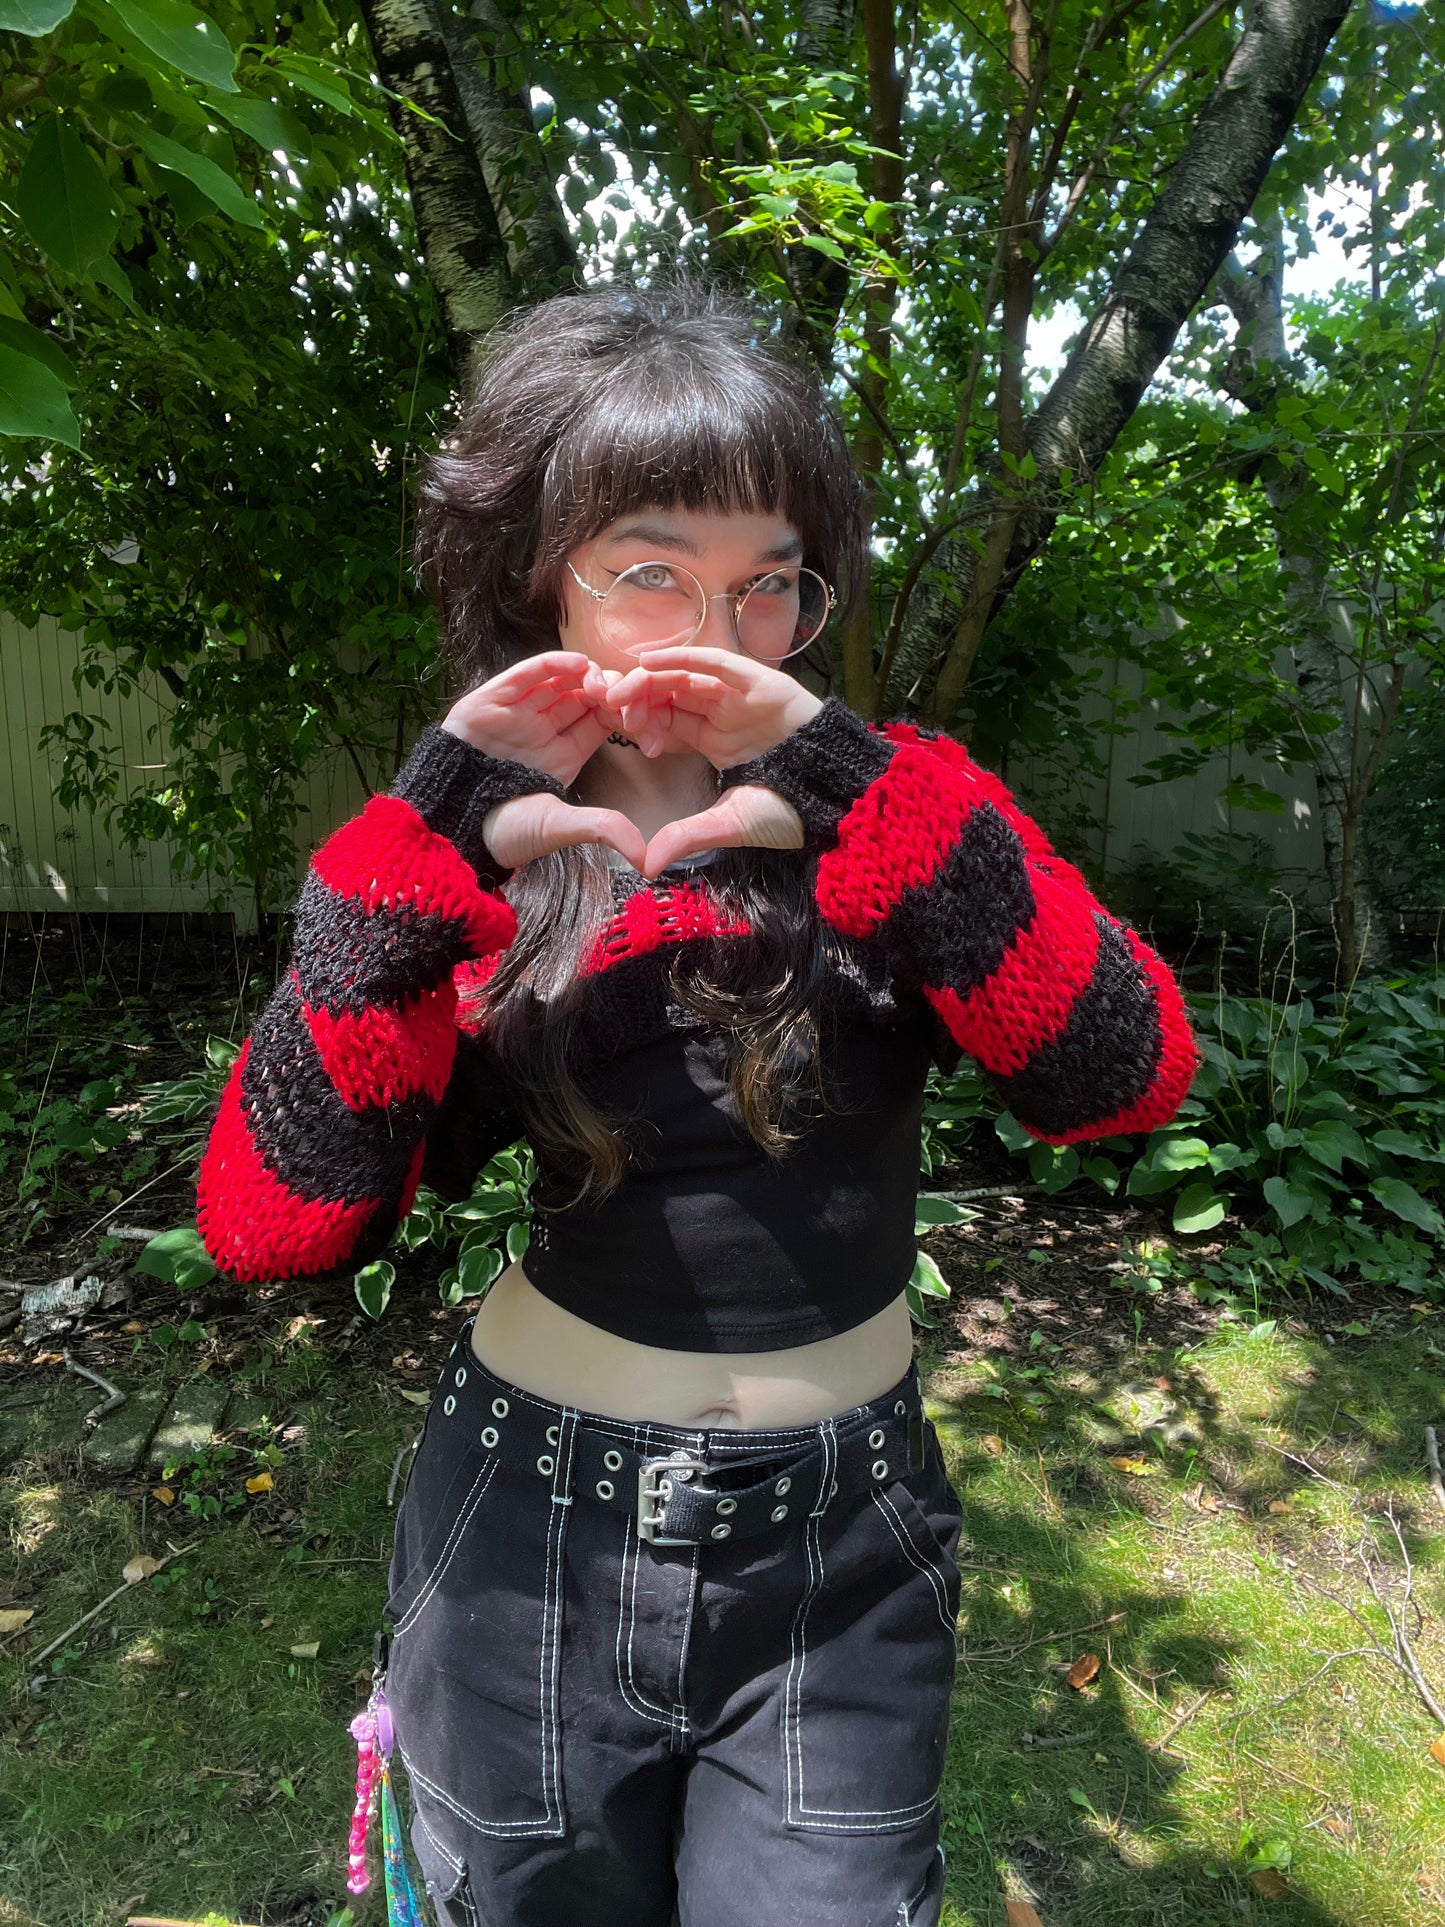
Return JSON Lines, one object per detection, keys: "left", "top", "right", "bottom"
{"left": 398, "top": 1388, "right": 432, "bottom": 1407}
{"left": 1429, "top": 1736, "right": 1445, "bottom": 1767}
{"left": 1108, "top": 1456, "right": 1158, "bottom": 1476}
{"left": 0, "top": 1607, "right": 36, "bottom": 1635}
{"left": 33, "top": 1351, "right": 64, "bottom": 1367}
{"left": 1066, "top": 1652, "right": 1101, "bottom": 1690}
{"left": 1155, "top": 1376, "right": 1172, "bottom": 1391}
{"left": 259, "top": 1615, "right": 275, "bottom": 1631}
{"left": 1251, "top": 1869, "right": 1290, "bottom": 1900}
{"left": 1267, "top": 1499, "right": 1292, "bottom": 1515}
{"left": 289, "top": 1640, "right": 320, "bottom": 1659}
{"left": 245, "top": 1472, "right": 274, "bottom": 1495}
{"left": 1321, "top": 1816, "right": 1352, "bottom": 1839}
{"left": 1004, "top": 1902, "right": 1043, "bottom": 1927}
{"left": 122, "top": 1320, "right": 145, "bottom": 1334}
{"left": 1195, "top": 1486, "right": 1221, "bottom": 1512}
{"left": 122, "top": 1554, "right": 159, "bottom": 1585}
{"left": 151, "top": 1486, "right": 176, "bottom": 1506}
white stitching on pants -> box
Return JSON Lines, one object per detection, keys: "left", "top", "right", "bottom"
{"left": 392, "top": 1457, "right": 499, "bottom": 1640}
{"left": 401, "top": 1744, "right": 565, "bottom": 1839}
{"left": 614, "top": 1426, "right": 676, "bottom": 1726}
{"left": 784, "top": 1421, "right": 941, "bottom": 1832}
{"left": 872, "top": 1490, "right": 955, "bottom": 1633}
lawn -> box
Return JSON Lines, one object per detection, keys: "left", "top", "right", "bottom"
{"left": 4, "top": 1240, "right": 1444, "bottom": 1927}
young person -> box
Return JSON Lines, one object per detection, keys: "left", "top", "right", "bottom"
{"left": 196, "top": 283, "right": 1197, "bottom": 1927}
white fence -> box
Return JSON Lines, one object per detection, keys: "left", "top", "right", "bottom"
{"left": 2, "top": 611, "right": 1329, "bottom": 922}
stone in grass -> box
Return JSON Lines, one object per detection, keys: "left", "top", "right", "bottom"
{"left": 226, "top": 1392, "right": 284, "bottom": 1441}
{"left": 84, "top": 1389, "right": 171, "bottom": 1474}
{"left": 147, "top": 1380, "right": 232, "bottom": 1475}
{"left": 0, "top": 1386, "right": 96, "bottom": 1463}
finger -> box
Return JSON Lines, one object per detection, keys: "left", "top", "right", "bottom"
{"left": 549, "top": 806, "right": 648, "bottom": 871}
{"left": 602, "top": 667, "right": 731, "bottom": 708}
{"left": 482, "top": 651, "right": 596, "bottom": 702}
{"left": 620, "top": 646, "right": 758, "bottom": 683}
{"left": 641, "top": 804, "right": 744, "bottom": 878}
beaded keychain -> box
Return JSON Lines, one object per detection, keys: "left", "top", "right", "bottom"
{"left": 347, "top": 1682, "right": 426, "bottom": 1925}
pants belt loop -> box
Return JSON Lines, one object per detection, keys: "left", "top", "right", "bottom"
{"left": 551, "top": 1408, "right": 579, "bottom": 1508}
{"left": 810, "top": 1420, "right": 838, "bottom": 1518}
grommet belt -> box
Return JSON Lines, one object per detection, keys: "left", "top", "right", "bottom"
{"left": 431, "top": 1344, "right": 929, "bottom": 1548}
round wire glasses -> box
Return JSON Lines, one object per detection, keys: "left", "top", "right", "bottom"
{"left": 567, "top": 559, "right": 835, "bottom": 663}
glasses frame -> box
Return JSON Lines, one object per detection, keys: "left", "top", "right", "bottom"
{"left": 566, "top": 558, "right": 836, "bottom": 661}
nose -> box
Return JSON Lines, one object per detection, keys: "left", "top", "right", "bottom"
{"left": 696, "top": 592, "right": 742, "bottom": 653}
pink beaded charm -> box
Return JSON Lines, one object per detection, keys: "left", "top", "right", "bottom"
{"left": 347, "top": 1707, "right": 381, "bottom": 1895}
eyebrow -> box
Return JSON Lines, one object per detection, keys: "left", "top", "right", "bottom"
{"left": 606, "top": 520, "right": 805, "bottom": 566}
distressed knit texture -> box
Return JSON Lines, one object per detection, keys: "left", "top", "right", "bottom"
{"left": 197, "top": 700, "right": 1198, "bottom": 1327}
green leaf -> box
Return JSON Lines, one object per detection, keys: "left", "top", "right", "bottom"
{"left": 1300, "top": 1120, "right": 1370, "bottom": 1173}
{"left": 1263, "top": 1175, "right": 1317, "bottom": 1230}
{"left": 1173, "top": 1182, "right": 1227, "bottom": 1234}
{"left": 204, "top": 91, "right": 309, "bottom": 157}
{"left": 353, "top": 1259, "right": 394, "bottom": 1320}
{"left": 135, "top": 1224, "right": 217, "bottom": 1290}
{"left": 457, "top": 1242, "right": 504, "bottom": 1296}
{"left": 0, "top": 316, "right": 76, "bottom": 388}
{"left": 87, "top": 253, "right": 139, "bottom": 312}
{"left": 1369, "top": 1177, "right": 1445, "bottom": 1239}
{"left": 994, "top": 1112, "right": 1033, "bottom": 1153}
{"left": 906, "top": 1247, "right": 950, "bottom": 1328}
{"left": 1083, "top": 1155, "right": 1120, "bottom": 1195}
{"left": 799, "top": 232, "right": 846, "bottom": 261}
{"left": 0, "top": 342, "right": 78, "bottom": 444}
{"left": 505, "top": 1219, "right": 530, "bottom": 1264}
{"left": 16, "top": 116, "right": 118, "bottom": 277}
{"left": 914, "top": 1195, "right": 972, "bottom": 1227}
{"left": 0, "top": 0, "right": 74, "bottom": 30}
{"left": 1150, "top": 1135, "right": 1212, "bottom": 1172}
{"left": 124, "top": 120, "right": 262, "bottom": 227}
{"left": 106, "top": 0, "right": 237, "bottom": 91}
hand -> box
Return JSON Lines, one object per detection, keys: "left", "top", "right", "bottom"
{"left": 640, "top": 783, "right": 804, "bottom": 880}
{"left": 596, "top": 648, "right": 823, "bottom": 767}
{"left": 481, "top": 789, "right": 648, "bottom": 874}
{"left": 441, "top": 651, "right": 625, "bottom": 786}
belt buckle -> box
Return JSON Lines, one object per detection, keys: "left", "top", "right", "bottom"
{"left": 638, "top": 1449, "right": 709, "bottom": 1546}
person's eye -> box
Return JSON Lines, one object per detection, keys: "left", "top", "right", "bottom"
{"left": 633, "top": 563, "right": 679, "bottom": 590}
{"left": 749, "top": 570, "right": 794, "bottom": 597}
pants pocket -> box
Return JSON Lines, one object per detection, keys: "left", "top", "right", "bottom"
{"left": 388, "top": 1453, "right": 571, "bottom": 1840}
{"left": 782, "top": 1461, "right": 959, "bottom": 1835}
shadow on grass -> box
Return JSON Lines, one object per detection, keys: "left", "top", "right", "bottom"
{"left": 925, "top": 1318, "right": 1445, "bottom": 1927}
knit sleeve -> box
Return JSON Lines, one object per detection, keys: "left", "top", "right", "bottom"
{"left": 195, "top": 727, "right": 562, "bottom": 1283}
{"left": 719, "top": 698, "right": 1198, "bottom": 1144}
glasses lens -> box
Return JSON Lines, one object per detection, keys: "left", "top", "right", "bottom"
{"left": 596, "top": 561, "right": 707, "bottom": 656}
{"left": 736, "top": 568, "right": 831, "bottom": 661}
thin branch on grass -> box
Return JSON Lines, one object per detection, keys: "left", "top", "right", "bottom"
{"left": 26, "top": 1541, "right": 203, "bottom": 1669}
{"left": 62, "top": 1349, "right": 125, "bottom": 1424}
{"left": 962, "top": 1610, "right": 1127, "bottom": 1663}
{"left": 1424, "top": 1427, "right": 1445, "bottom": 1517}
{"left": 1221, "top": 1649, "right": 1377, "bottom": 1731}
{"left": 1255, "top": 1438, "right": 1347, "bottom": 1491}
{"left": 1240, "top": 1748, "right": 1332, "bottom": 1801}
{"left": 1150, "top": 1688, "right": 1212, "bottom": 1753}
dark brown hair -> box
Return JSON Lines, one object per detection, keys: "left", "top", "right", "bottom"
{"left": 415, "top": 280, "right": 868, "bottom": 1205}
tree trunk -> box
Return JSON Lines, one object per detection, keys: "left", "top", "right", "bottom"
{"left": 454, "top": 0, "right": 576, "bottom": 291}
{"left": 899, "top": 0, "right": 1355, "bottom": 721}
{"left": 1216, "top": 228, "right": 1395, "bottom": 978}
{"left": 357, "top": 0, "right": 518, "bottom": 389}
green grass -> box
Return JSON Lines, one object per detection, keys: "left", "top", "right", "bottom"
{"left": 3, "top": 1315, "right": 1444, "bottom": 1926}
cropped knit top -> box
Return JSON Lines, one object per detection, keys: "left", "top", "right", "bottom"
{"left": 195, "top": 699, "right": 1198, "bottom": 1350}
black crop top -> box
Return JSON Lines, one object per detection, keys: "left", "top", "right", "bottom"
{"left": 521, "top": 1012, "right": 938, "bottom": 1351}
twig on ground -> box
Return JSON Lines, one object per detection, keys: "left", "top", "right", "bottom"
{"left": 26, "top": 1541, "right": 200, "bottom": 1668}
{"left": 108, "top": 1225, "right": 163, "bottom": 1242}
{"left": 1256, "top": 1437, "right": 1346, "bottom": 1490}
{"left": 62, "top": 1349, "right": 125, "bottom": 1424}
{"left": 1017, "top": 1730, "right": 1095, "bottom": 1750}
{"left": 1240, "top": 1748, "right": 1332, "bottom": 1801}
{"left": 962, "top": 1611, "right": 1127, "bottom": 1663}
{"left": 923, "top": 1185, "right": 1040, "bottom": 1203}
{"left": 1222, "top": 1650, "right": 1377, "bottom": 1731}
{"left": 1425, "top": 1427, "right": 1445, "bottom": 1517}
{"left": 1149, "top": 1688, "right": 1212, "bottom": 1753}
{"left": 73, "top": 1158, "right": 193, "bottom": 1247}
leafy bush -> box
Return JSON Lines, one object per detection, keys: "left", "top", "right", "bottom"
{"left": 927, "top": 970, "right": 1445, "bottom": 1298}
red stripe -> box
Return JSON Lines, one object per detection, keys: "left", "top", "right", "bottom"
{"left": 875, "top": 721, "right": 1059, "bottom": 867}
{"left": 816, "top": 745, "right": 975, "bottom": 938}
{"left": 301, "top": 976, "right": 459, "bottom": 1109}
{"left": 581, "top": 882, "right": 751, "bottom": 976}
{"left": 196, "top": 1043, "right": 378, "bottom": 1283}
{"left": 921, "top": 865, "right": 1103, "bottom": 1075}
{"left": 311, "top": 795, "right": 516, "bottom": 956}
{"left": 1037, "top": 931, "right": 1199, "bottom": 1144}
{"left": 454, "top": 954, "right": 504, "bottom": 1036}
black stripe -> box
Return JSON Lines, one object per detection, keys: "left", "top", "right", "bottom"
{"left": 995, "top": 917, "right": 1161, "bottom": 1137}
{"left": 292, "top": 873, "right": 473, "bottom": 1014}
{"left": 888, "top": 801, "right": 1035, "bottom": 994}
{"left": 239, "top": 976, "right": 437, "bottom": 1206}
